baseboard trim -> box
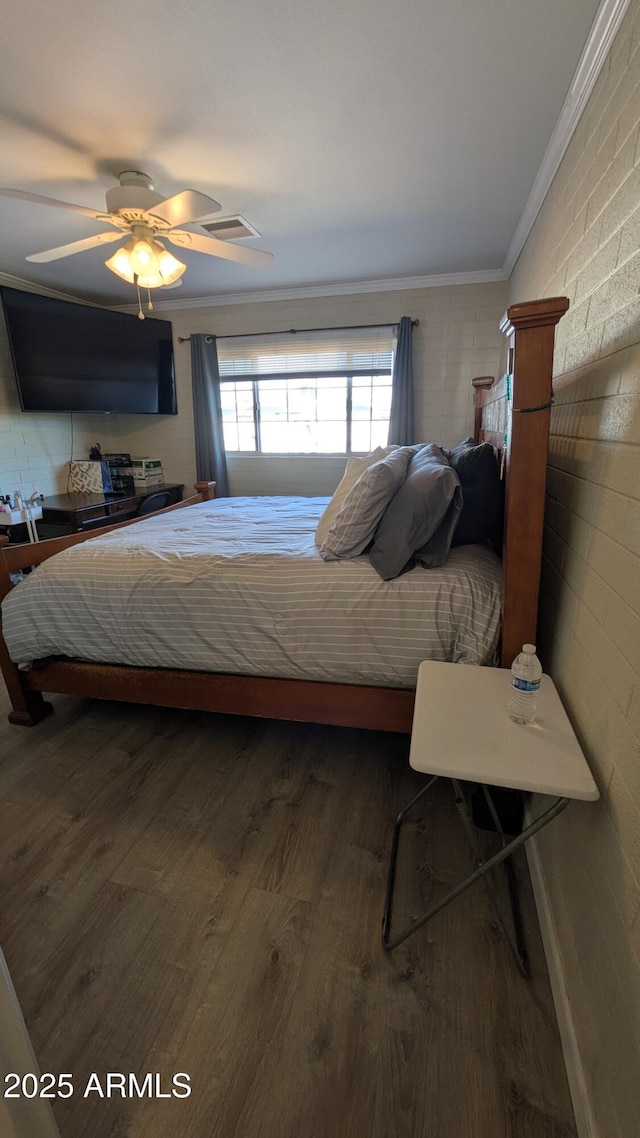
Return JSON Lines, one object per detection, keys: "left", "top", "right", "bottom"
{"left": 525, "top": 828, "right": 598, "bottom": 1138}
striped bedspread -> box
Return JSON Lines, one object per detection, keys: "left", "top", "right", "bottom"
{"left": 2, "top": 496, "right": 502, "bottom": 688}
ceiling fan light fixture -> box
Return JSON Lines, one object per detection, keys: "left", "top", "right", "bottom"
{"left": 129, "top": 237, "right": 160, "bottom": 277}
{"left": 154, "top": 242, "right": 186, "bottom": 285}
{"left": 105, "top": 239, "right": 186, "bottom": 288}
{"left": 105, "top": 239, "right": 137, "bottom": 283}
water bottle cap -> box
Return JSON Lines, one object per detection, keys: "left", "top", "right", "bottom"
{"left": 523, "top": 643, "right": 536, "bottom": 654}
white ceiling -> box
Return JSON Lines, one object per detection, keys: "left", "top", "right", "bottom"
{"left": 0, "top": 0, "right": 603, "bottom": 306}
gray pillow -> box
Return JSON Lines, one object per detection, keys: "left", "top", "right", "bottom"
{"left": 414, "top": 493, "right": 463, "bottom": 568}
{"left": 369, "top": 444, "right": 462, "bottom": 579}
{"left": 319, "top": 446, "right": 413, "bottom": 560}
{"left": 446, "top": 438, "right": 502, "bottom": 546}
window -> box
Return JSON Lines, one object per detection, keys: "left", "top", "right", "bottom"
{"left": 218, "top": 326, "right": 395, "bottom": 455}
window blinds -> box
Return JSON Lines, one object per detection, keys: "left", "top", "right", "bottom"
{"left": 217, "top": 326, "right": 395, "bottom": 381}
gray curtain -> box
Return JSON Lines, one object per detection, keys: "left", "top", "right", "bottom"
{"left": 190, "top": 333, "right": 229, "bottom": 497}
{"left": 387, "top": 316, "right": 414, "bottom": 445}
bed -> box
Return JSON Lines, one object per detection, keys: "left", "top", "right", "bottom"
{"left": 0, "top": 296, "right": 568, "bottom": 733}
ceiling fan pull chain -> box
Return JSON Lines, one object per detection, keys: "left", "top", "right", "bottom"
{"left": 134, "top": 275, "right": 145, "bottom": 320}
{"left": 147, "top": 288, "right": 153, "bottom": 312}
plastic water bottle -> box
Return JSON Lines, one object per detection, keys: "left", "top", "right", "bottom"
{"left": 508, "top": 644, "right": 542, "bottom": 725}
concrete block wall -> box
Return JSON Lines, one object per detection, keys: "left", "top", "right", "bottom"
{"left": 510, "top": 3, "right": 640, "bottom": 1134}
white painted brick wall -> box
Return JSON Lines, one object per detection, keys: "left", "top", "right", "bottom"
{"left": 511, "top": 3, "right": 640, "bottom": 1134}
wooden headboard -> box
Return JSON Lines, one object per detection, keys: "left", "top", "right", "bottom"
{"left": 473, "top": 296, "right": 569, "bottom": 668}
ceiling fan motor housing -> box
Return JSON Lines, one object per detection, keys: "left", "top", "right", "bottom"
{"left": 105, "top": 171, "right": 165, "bottom": 215}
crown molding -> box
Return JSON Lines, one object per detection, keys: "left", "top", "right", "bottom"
{"left": 503, "top": 0, "right": 632, "bottom": 277}
{"left": 0, "top": 269, "right": 95, "bottom": 305}
{"left": 113, "top": 268, "right": 507, "bottom": 314}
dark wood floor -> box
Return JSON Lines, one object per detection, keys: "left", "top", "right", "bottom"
{"left": 0, "top": 688, "right": 577, "bottom": 1138}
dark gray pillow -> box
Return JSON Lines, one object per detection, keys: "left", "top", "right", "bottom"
{"left": 446, "top": 438, "right": 502, "bottom": 546}
{"left": 369, "top": 444, "right": 462, "bottom": 579}
{"left": 414, "top": 493, "right": 464, "bottom": 568}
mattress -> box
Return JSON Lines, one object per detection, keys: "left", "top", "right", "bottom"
{"left": 2, "top": 496, "right": 502, "bottom": 688}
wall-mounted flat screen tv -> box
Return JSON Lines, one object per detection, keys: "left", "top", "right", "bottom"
{"left": 0, "top": 286, "right": 177, "bottom": 414}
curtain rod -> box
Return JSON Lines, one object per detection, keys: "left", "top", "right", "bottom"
{"left": 177, "top": 319, "right": 419, "bottom": 344}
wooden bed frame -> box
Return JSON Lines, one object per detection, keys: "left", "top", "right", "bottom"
{"left": 0, "top": 296, "right": 568, "bottom": 735}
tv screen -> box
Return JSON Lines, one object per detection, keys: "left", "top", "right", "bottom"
{"left": 0, "top": 286, "right": 177, "bottom": 414}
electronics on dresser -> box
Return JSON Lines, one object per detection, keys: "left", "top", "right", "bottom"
{"left": 0, "top": 285, "right": 177, "bottom": 415}
{"left": 105, "top": 453, "right": 135, "bottom": 495}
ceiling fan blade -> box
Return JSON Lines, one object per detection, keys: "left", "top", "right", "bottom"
{"left": 168, "top": 229, "right": 273, "bottom": 267}
{"left": 0, "top": 187, "right": 110, "bottom": 222}
{"left": 26, "top": 232, "right": 124, "bottom": 263}
{"left": 149, "top": 189, "right": 222, "bottom": 229}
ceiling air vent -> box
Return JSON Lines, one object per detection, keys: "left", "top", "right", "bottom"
{"left": 199, "top": 215, "right": 261, "bottom": 240}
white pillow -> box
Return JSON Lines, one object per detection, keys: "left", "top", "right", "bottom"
{"left": 314, "top": 446, "right": 397, "bottom": 547}
{"left": 319, "top": 447, "right": 413, "bottom": 561}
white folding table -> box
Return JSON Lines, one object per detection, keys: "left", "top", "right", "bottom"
{"left": 382, "top": 662, "right": 599, "bottom": 974}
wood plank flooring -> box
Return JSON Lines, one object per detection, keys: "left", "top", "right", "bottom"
{"left": 0, "top": 689, "right": 577, "bottom": 1138}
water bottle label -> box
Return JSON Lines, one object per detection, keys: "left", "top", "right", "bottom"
{"left": 512, "top": 678, "right": 540, "bottom": 692}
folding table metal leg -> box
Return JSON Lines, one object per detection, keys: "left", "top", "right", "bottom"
{"left": 381, "top": 775, "right": 439, "bottom": 949}
{"left": 480, "top": 784, "right": 530, "bottom": 977}
{"left": 452, "top": 779, "right": 529, "bottom": 976}
{"left": 382, "top": 787, "right": 570, "bottom": 953}
{"left": 451, "top": 778, "right": 527, "bottom": 974}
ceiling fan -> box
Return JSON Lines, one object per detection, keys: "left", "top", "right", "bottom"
{"left": 0, "top": 170, "right": 274, "bottom": 316}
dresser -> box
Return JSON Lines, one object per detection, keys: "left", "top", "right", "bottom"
{"left": 38, "top": 483, "right": 184, "bottom": 535}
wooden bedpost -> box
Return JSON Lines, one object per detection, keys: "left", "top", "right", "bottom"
{"left": 195, "top": 481, "right": 216, "bottom": 501}
{"left": 499, "top": 297, "right": 569, "bottom": 668}
{"left": 0, "top": 536, "right": 53, "bottom": 726}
